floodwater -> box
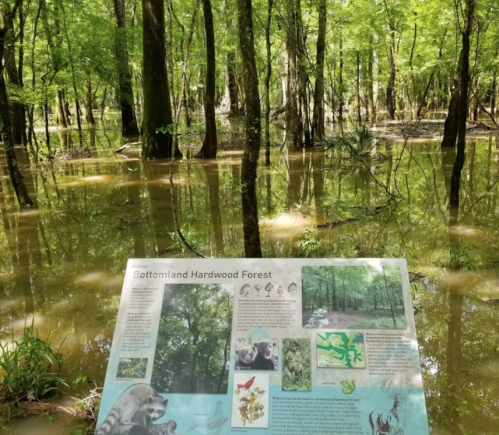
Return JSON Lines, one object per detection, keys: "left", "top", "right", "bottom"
{"left": 1, "top": 119, "right": 499, "bottom": 434}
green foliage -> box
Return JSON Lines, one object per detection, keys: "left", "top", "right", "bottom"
{"left": 151, "top": 284, "right": 233, "bottom": 394}
{"left": 116, "top": 358, "right": 147, "bottom": 378}
{"left": 438, "top": 238, "right": 477, "bottom": 270}
{"left": 156, "top": 124, "right": 176, "bottom": 135}
{"left": 340, "top": 379, "right": 356, "bottom": 394}
{"left": 167, "top": 224, "right": 201, "bottom": 254}
{"left": 325, "top": 125, "right": 374, "bottom": 155}
{"left": 235, "top": 385, "right": 266, "bottom": 426}
{"left": 297, "top": 228, "right": 321, "bottom": 258}
{"left": 0, "top": 321, "right": 67, "bottom": 403}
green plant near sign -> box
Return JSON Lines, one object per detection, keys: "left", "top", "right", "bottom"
{"left": 0, "top": 320, "right": 67, "bottom": 403}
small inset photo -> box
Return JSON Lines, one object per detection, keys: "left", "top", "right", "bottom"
{"left": 302, "top": 265, "right": 407, "bottom": 329}
{"left": 317, "top": 332, "right": 366, "bottom": 369}
{"left": 116, "top": 357, "right": 148, "bottom": 379}
{"left": 234, "top": 337, "right": 278, "bottom": 371}
{"left": 282, "top": 338, "right": 312, "bottom": 392}
{"left": 232, "top": 373, "right": 269, "bottom": 428}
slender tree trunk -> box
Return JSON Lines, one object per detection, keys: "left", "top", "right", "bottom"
{"left": 338, "top": 36, "right": 344, "bottom": 122}
{"left": 386, "top": 35, "right": 397, "bottom": 120}
{"left": 174, "top": 0, "right": 201, "bottom": 147}
{"left": 86, "top": 77, "right": 96, "bottom": 127}
{"left": 357, "top": 50, "right": 362, "bottom": 124}
{"left": 113, "top": 0, "right": 140, "bottom": 136}
{"left": 165, "top": 0, "right": 177, "bottom": 118}
{"left": 450, "top": 0, "right": 476, "bottom": 208}
{"left": 196, "top": 0, "right": 218, "bottom": 158}
{"left": 264, "top": 0, "right": 273, "bottom": 165}
{"left": 312, "top": 0, "right": 326, "bottom": 142}
{"left": 142, "top": 0, "right": 176, "bottom": 159}
{"left": 285, "top": 0, "right": 301, "bottom": 148}
{"left": 237, "top": 0, "right": 262, "bottom": 257}
{"left": 491, "top": 72, "right": 496, "bottom": 118}
{"left": 296, "top": 0, "right": 310, "bottom": 147}
{"left": 442, "top": 50, "right": 464, "bottom": 148}
{"left": 383, "top": 267, "right": 397, "bottom": 327}
{"left": 227, "top": 51, "right": 239, "bottom": 117}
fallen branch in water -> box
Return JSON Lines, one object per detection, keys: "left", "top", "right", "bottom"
{"left": 317, "top": 205, "right": 386, "bottom": 228}
{"left": 7, "top": 386, "right": 102, "bottom": 421}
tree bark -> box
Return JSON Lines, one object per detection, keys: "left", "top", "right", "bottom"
{"left": 312, "top": 0, "right": 326, "bottom": 142}
{"left": 165, "top": 0, "right": 177, "bottom": 118}
{"left": 442, "top": 50, "right": 463, "bottom": 148}
{"left": 237, "top": 0, "right": 262, "bottom": 257}
{"left": 0, "top": 3, "right": 27, "bottom": 146}
{"left": 285, "top": 0, "right": 301, "bottom": 148}
{"left": 296, "top": 0, "right": 310, "bottom": 147}
{"left": 227, "top": 51, "right": 239, "bottom": 117}
{"left": 450, "top": 0, "right": 476, "bottom": 208}
{"left": 0, "top": 20, "right": 33, "bottom": 207}
{"left": 86, "top": 77, "right": 96, "bottom": 127}
{"left": 196, "top": 0, "right": 218, "bottom": 158}
{"left": 113, "top": 0, "right": 140, "bottom": 136}
{"left": 264, "top": 0, "right": 273, "bottom": 165}
{"left": 141, "top": 0, "right": 176, "bottom": 159}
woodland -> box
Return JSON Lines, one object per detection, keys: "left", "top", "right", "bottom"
{"left": 151, "top": 284, "right": 233, "bottom": 395}
{"left": 1, "top": 0, "right": 499, "bottom": 433}
{"left": 302, "top": 266, "right": 406, "bottom": 329}
{"left": 1, "top": 0, "right": 498, "bottom": 254}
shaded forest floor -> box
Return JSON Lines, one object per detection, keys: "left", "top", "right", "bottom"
{"left": 374, "top": 118, "right": 499, "bottom": 142}
{"left": 303, "top": 308, "right": 407, "bottom": 329}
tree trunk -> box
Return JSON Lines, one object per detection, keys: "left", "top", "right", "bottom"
{"left": 357, "top": 50, "right": 362, "bottom": 124}
{"left": 86, "top": 77, "right": 96, "bottom": 127}
{"left": 296, "top": 0, "right": 310, "bottom": 147}
{"left": 312, "top": 0, "right": 326, "bottom": 142}
{"left": 383, "top": 267, "right": 397, "bottom": 327}
{"left": 386, "top": 35, "right": 396, "bottom": 120}
{"left": 237, "top": 0, "right": 262, "bottom": 258}
{"left": 450, "top": 0, "right": 476, "bottom": 208}
{"left": 491, "top": 72, "right": 496, "bottom": 118}
{"left": 113, "top": 0, "right": 140, "bottom": 136}
{"left": 0, "top": 26, "right": 33, "bottom": 207}
{"left": 285, "top": 0, "right": 301, "bottom": 149}
{"left": 165, "top": 0, "right": 176, "bottom": 118}
{"left": 338, "top": 36, "right": 344, "bottom": 122}
{"left": 0, "top": 4, "right": 27, "bottom": 146}
{"left": 227, "top": 51, "right": 239, "bottom": 117}
{"left": 141, "top": 0, "right": 176, "bottom": 159}
{"left": 264, "top": 0, "right": 273, "bottom": 165}
{"left": 196, "top": 0, "right": 218, "bottom": 158}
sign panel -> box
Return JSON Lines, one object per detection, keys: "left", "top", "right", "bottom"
{"left": 97, "top": 258, "right": 429, "bottom": 435}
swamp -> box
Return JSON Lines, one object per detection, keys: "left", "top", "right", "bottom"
{"left": 1, "top": 0, "right": 499, "bottom": 434}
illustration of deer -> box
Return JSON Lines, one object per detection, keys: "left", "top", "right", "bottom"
{"left": 368, "top": 392, "right": 409, "bottom": 435}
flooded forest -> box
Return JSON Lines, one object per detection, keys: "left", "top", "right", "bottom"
{"left": 1, "top": 0, "right": 499, "bottom": 433}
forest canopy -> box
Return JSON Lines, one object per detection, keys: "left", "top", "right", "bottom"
{"left": 151, "top": 283, "right": 233, "bottom": 394}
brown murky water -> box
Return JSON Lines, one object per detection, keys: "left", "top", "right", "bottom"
{"left": 1, "top": 122, "right": 499, "bottom": 434}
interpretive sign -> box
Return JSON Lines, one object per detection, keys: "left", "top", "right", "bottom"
{"left": 97, "top": 259, "right": 429, "bottom": 435}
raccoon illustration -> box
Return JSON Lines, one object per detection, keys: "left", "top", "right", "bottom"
{"left": 96, "top": 383, "right": 168, "bottom": 435}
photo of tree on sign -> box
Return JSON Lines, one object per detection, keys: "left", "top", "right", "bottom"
{"left": 151, "top": 284, "right": 233, "bottom": 394}
{"left": 231, "top": 373, "right": 269, "bottom": 428}
{"left": 302, "top": 266, "right": 407, "bottom": 329}
{"left": 116, "top": 357, "right": 148, "bottom": 379}
{"left": 317, "top": 332, "right": 366, "bottom": 368}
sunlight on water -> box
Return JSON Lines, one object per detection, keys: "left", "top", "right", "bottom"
{"left": 1, "top": 126, "right": 499, "bottom": 434}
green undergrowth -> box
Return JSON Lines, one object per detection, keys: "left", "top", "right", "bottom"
{"left": 0, "top": 320, "right": 67, "bottom": 405}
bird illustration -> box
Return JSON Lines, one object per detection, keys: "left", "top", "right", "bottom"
{"left": 187, "top": 400, "right": 228, "bottom": 435}
{"left": 237, "top": 376, "right": 255, "bottom": 390}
